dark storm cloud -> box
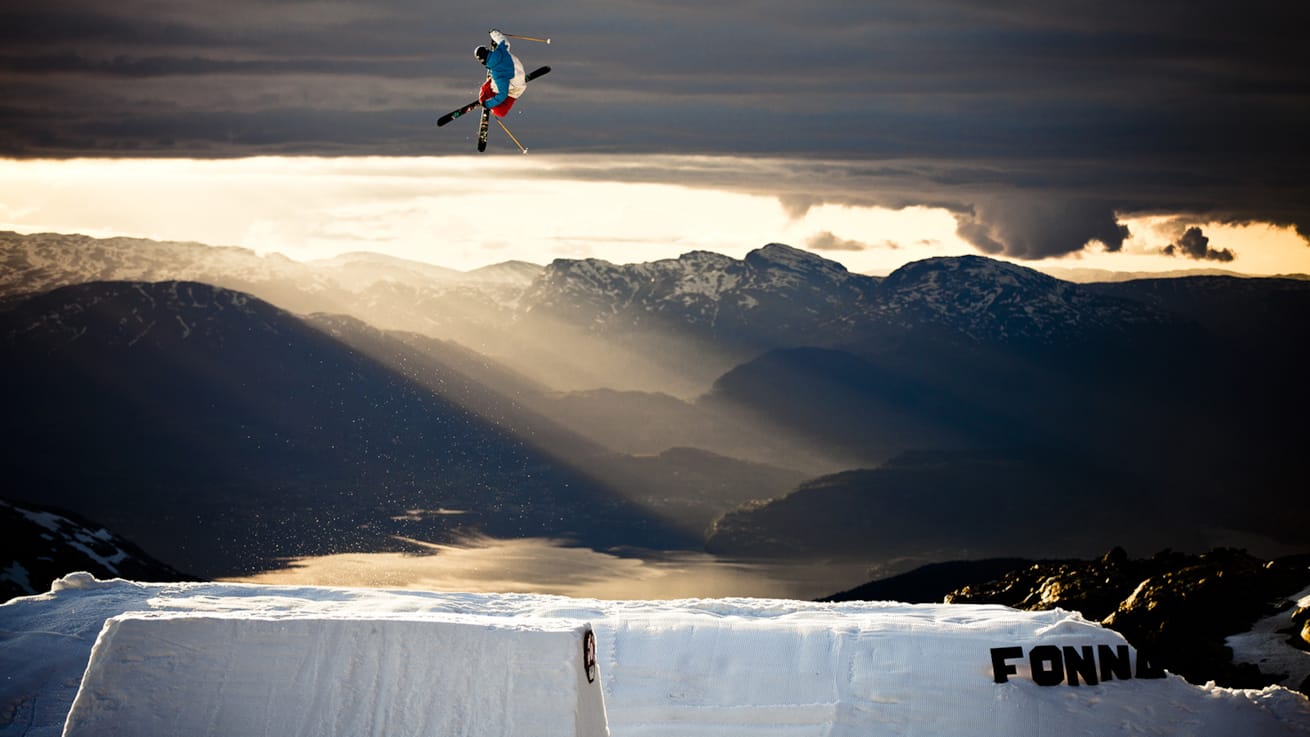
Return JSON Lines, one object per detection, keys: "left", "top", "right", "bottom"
{"left": 1163, "top": 227, "right": 1235, "bottom": 262}
{"left": 0, "top": 53, "right": 430, "bottom": 79}
{"left": 956, "top": 196, "right": 1131, "bottom": 258}
{"left": 3, "top": 0, "right": 1308, "bottom": 259}
{"left": 806, "top": 232, "right": 871, "bottom": 253}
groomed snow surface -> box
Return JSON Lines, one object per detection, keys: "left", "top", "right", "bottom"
{"left": 63, "top": 613, "right": 607, "bottom": 737}
{"left": 2, "top": 574, "right": 1307, "bottom": 737}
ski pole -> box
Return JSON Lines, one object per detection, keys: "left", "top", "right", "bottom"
{"left": 503, "top": 32, "right": 551, "bottom": 44}
{"left": 494, "top": 117, "right": 529, "bottom": 154}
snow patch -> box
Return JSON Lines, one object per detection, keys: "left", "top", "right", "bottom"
{"left": 65, "top": 531, "right": 129, "bottom": 575}
{"left": 19, "top": 508, "right": 65, "bottom": 533}
{"left": 1227, "top": 585, "right": 1310, "bottom": 691}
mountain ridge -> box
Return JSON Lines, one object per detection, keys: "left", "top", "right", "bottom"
{"left": 0, "top": 280, "right": 696, "bottom": 576}
{"left": 4, "top": 231, "right": 1306, "bottom": 579}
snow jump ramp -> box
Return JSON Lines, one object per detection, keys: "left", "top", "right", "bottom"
{"left": 61, "top": 612, "right": 609, "bottom": 737}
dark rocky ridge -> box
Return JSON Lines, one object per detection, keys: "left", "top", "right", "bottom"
{"left": 829, "top": 548, "right": 1310, "bottom": 694}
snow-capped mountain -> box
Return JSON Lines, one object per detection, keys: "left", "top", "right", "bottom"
{"left": 0, "top": 231, "right": 1230, "bottom": 396}
{"left": 0, "top": 231, "right": 542, "bottom": 350}
{"left": 876, "top": 255, "right": 1175, "bottom": 344}
{"left": 1, "top": 231, "right": 314, "bottom": 296}
{"left": 520, "top": 244, "right": 879, "bottom": 346}
{"left": 524, "top": 251, "right": 739, "bottom": 326}
{"left": 524, "top": 245, "right": 1182, "bottom": 347}
{"left": 512, "top": 245, "right": 1194, "bottom": 399}
{"left": 2, "top": 231, "right": 1290, "bottom": 364}
{"left": 0, "top": 231, "right": 539, "bottom": 299}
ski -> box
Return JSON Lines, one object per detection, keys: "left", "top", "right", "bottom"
{"left": 436, "top": 66, "right": 551, "bottom": 128}
{"left": 477, "top": 105, "right": 491, "bottom": 151}
{"left": 437, "top": 101, "right": 479, "bottom": 127}
{"left": 476, "top": 63, "right": 492, "bottom": 151}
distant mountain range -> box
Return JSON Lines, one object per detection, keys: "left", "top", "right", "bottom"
{"left": 2, "top": 231, "right": 1306, "bottom": 579}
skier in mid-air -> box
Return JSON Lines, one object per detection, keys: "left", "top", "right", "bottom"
{"left": 437, "top": 28, "right": 550, "bottom": 152}
{"left": 475, "top": 29, "right": 527, "bottom": 118}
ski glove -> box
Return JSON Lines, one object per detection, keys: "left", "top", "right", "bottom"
{"left": 489, "top": 29, "right": 506, "bottom": 45}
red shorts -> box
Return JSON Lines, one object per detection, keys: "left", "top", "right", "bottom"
{"left": 479, "top": 80, "right": 518, "bottom": 117}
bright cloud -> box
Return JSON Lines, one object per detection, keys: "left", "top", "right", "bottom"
{"left": 2, "top": 156, "right": 1307, "bottom": 277}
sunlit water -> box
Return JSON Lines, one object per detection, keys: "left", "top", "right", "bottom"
{"left": 223, "top": 537, "right": 884, "bottom": 601}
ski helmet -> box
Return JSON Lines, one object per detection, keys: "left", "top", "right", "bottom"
{"left": 474, "top": 45, "right": 489, "bottom": 64}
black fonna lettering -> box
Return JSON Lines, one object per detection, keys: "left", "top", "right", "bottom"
{"left": 1098, "top": 644, "right": 1132, "bottom": 682}
{"left": 1063, "top": 645, "right": 1098, "bottom": 686}
{"left": 990, "top": 644, "right": 1165, "bottom": 686}
{"left": 1135, "top": 649, "right": 1167, "bottom": 679}
{"left": 1030, "top": 645, "right": 1065, "bottom": 686}
{"left": 991, "top": 646, "right": 1023, "bottom": 684}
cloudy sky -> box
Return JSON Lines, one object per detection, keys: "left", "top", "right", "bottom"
{"left": 2, "top": 0, "right": 1307, "bottom": 275}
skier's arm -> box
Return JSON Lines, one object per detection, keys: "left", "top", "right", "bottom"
{"left": 482, "top": 43, "right": 515, "bottom": 108}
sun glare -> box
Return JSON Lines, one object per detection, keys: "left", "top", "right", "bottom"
{"left": 226, "top": 536, "right": 873, "bottom": 601}
{"left": 2, "top": 157, "right": 1306, "bottom": 277}
{"left": 1045, "top": 216, "right": 1310, "bottom": 277}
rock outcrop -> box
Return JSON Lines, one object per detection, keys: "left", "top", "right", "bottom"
{"left": 945, "top": 548, "right": 1310, "bottom": 693}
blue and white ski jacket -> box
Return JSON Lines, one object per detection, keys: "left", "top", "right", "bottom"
{"left": 484, "top": 42, "right": 526, "bottom": 109}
